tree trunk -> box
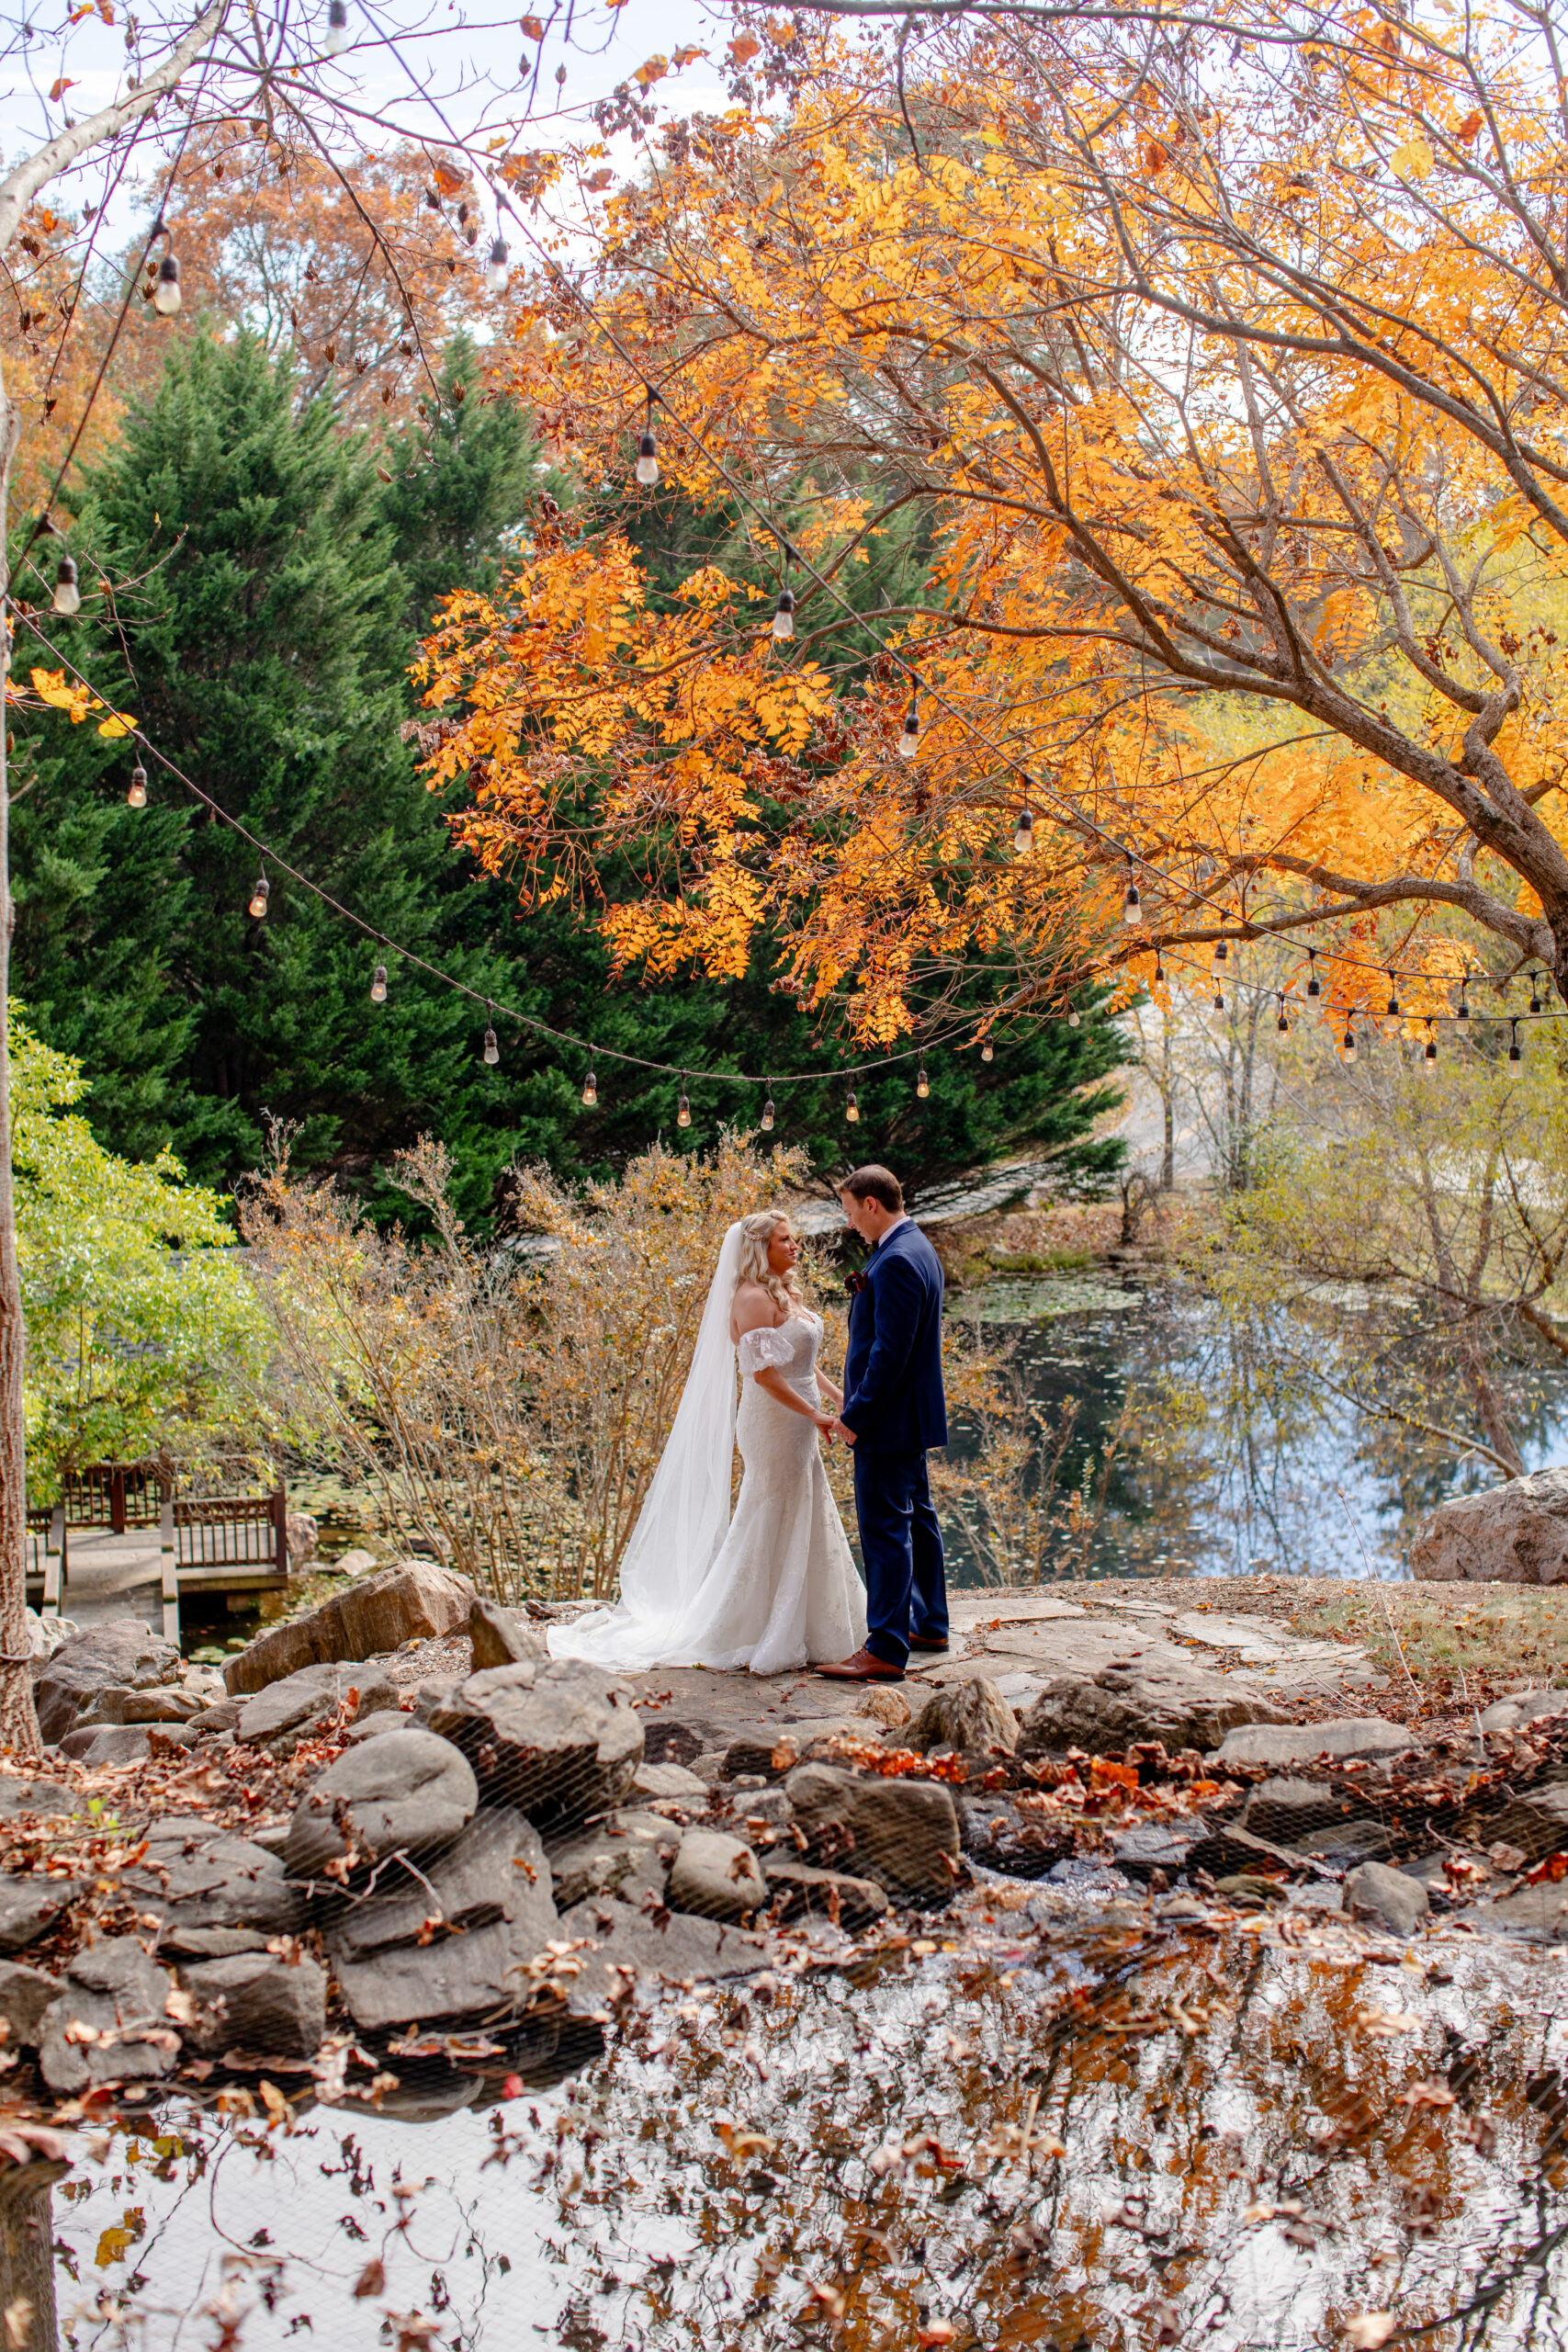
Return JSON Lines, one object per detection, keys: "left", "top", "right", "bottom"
{"left": 1160, "top": 1017, "right": 1175, "bottom": 1191}
{"left": 0, "top": 2161, "right": 63, "bottom": 2351}
{"left": 0, "top": 359, "right": 39, "bottom": 1756}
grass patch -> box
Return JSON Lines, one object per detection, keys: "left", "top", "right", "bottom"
{"left": 988, "top": 1247, "right": 1098, "bottom": 1275}
{"left": 1291, "top": 1584, "right": 1568, "bottom": 1696}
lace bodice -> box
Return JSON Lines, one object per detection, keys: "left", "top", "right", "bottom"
{"left": 737, "top": 1312, "right": 821, "bottom": 1380}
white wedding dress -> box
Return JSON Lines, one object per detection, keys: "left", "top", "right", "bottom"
{"left": 547, "top": 1226, "right": 867, "bottom": 1675}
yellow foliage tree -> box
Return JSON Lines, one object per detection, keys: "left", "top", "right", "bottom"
{"left": 420, "top": 0, "right": 1568, "bottom": 1046}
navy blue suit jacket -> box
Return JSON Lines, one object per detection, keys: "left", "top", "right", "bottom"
{"left": 840, "top": 1218, "right": 948, "bottom": 1455}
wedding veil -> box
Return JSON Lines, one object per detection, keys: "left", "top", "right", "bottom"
{"left": 546, "top": 1221, "right": 744, "bottom": 1668}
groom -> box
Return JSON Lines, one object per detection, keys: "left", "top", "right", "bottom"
{"left": 819, "top": 1165, "right": 948, "bottom": 1682}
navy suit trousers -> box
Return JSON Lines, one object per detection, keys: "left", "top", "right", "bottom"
{"left": 853, "top": 1446, "right": 948, "bottom": 1668}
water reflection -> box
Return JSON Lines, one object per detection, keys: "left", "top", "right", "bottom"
{"left": 45, "top": 1921, "right": 1568, "bottom": 2349}
{"left": 944, "top": 1283, "right": 1568, "bottom": 1583}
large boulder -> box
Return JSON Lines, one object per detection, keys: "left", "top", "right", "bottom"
{"left": 784, "top": 1764, "right": 961, "bottom": 1905}
{"left": 118, "top": 1817, "right": 302, "bottom": 1939}
{"left": 36, "top": 1939, "right": 181, "bottom": 2093}
{"left": 1463, "top": 1779, "right": 1568, "bottom": 1863}
{"left": 762, "top": 1859, "right": 889, "bottom": 1929}
{"left": 58, "top": 1726, "right": 155, "bottom": 1768}
{"left": 0, "top": 1877, "right": 79, "bottom": 1954}
{"left": 325, "top": 1807, "right": 558, "bottom": 2033}
{"left": 422, "top": 1658, "right": 643, "bottom": 1831}
{"left": 73, "top": 1685, "right": 204, "bottom": 1730}
{"left": 904, "top": 1679, "right": 1019, "bottom": 1757}
{"left": 667, "top": 1829, "right": 766, "bottom": 1921}
{"left": 545, "top": 1811, "right": 673, "bottom": 1910}
{"left": 1019, "top": 1660, "right": 1287, "bottom": 1758}
{"left": 179, "top": 1951, "right": 328, "bottom": 2057}
{"left": 283, "top": 1730, "right": 478, "bottom": 1880}
{"left": 235, "top": 1662, "right": 399, "bottom": 1755}
{"left": 468, "top": 1596, "right": 545, "bottom": 1670}
{"left": 1412, "top": 1465, "right": 1568, "bottom": 1583}
{"left": 0, "top": 1961, "right": 61, "bottom": 2046}
{"left": 1344, "top": 1861, "right": 1430, "bottom": 1939}
{"left": 1213, "top": 1718, "right": 1416, "bottom": 1770}
{"left": 224, "top": 1561, "right": 476, "bottom": 1695}
{"left": 32, "top": 1624, "right": 181, "bottom": 1747}
{"left": 555, "top": 1893, "right": 768, "bottom": 2018}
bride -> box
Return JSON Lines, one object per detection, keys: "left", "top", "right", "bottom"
{"left": 546, "top": 1211, "right": 868, "bottom": 1674}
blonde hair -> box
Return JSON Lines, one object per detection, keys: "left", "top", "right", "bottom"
{"left": 735, "top": 1210, "right": 807, "bottom": 1316}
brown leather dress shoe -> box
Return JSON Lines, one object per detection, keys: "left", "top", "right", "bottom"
{"left": 817, "top": 1646, "right": 906, "bottom": 1681}
{"left": 908, "top": 1636, "right": 950, "bottom": 1652}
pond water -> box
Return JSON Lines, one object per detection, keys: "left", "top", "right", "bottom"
{"left": 35, "top": 1912, "right": 1568, "bottom": 2350}
{"left": 940, "top": 1280, "right": 1568, "bottom": 1585}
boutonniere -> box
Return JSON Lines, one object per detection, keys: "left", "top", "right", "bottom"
{"left": 845, "top": 1270, "right": 870, "bottom": 1297}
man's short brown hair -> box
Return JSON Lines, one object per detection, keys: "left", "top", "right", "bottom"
{"left": 840, "top": 1165, "right": 904, "bottom": 1214}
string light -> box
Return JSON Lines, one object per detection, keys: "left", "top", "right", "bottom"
{"left": 1457, "top": 975, "right": 1471, "bottom": 1023}
{"left": 676, "top": 1074, "right": 691, "bottom": 1127}
{"left": 152, "top": 253, "right": 182, "bottom": 316}
{"left": 1510, "top": 1018, "right": 1522, "bottom": 1063}
{"left": 916, "top": 1062, "right": 930, "bottom": 1098}
{"left": 635, "top": 391, "right": 659, "bottom": 488}
{"left": 52, "top": 556, "right": 80, "bottom": 616}
{"left": 761, "top": 1086, "right": 774, "bottom": 1132}
{"left": 247, "top": 873, "right": 270, "bottom": 919}
{"left": 1213, "top": 941, "right": 1228, "bottom": 968}
{"left": 1276, "top": 993, "right": 1289, "bottom": 1034}
{"left": 773, "top": 585, "right": 795, "bottom": 640}
{"left": 1424, "top": 1019, "right": 1438, "bottom": 1072}
{"left": 324, "top": 0, "right": 351, "bottom": 52}
{"left": 370, "top": 962, "right": 388, "bottom": 1002}
{"left": 1530, "top": 971, "right": 1543, "bottom": 1014}
{"left": 1122, "top": 866, "right": 1143, "bottom": 926}
{"left": 126, "top": 760, "right": 147, "bottom": 808}
{"left": 482, "top": 1007, "right": 500, "bottom": 1066}
{"left": 1306, "top": 949, "right": 1320, "bottom": 999}
{"left": 1153, "top": 952, "right": 1165, "bottom": 986}
{"left": 1013, "top": 807, "right": 1033, "bottom": 856}
{"left": 581, "top": 1051, "right": 598, "bottom": 1106}
{"left": 897, "top": 697, "right": 919, "bottom": 759}
{"left": 1067, "top": 1008, "right": 1081, "bottom": 1028}
{"left": 483, "top": 236, "right": 511, "bottom": 298}
{"left": 1342, "top": 1016, "right": 1357, "bottom": 1064}
{"left": 1213, "top": 985, "right": 1224, "bottom": 1012}
{"left": 980, "top": 1040, "right": 994, "bottom": 1062}
{"left": 1385, "top": 969, "right": 1400, "bottom": 1018}
{"left": 845, "top": 1085, "right": 860, "bottom": 1123}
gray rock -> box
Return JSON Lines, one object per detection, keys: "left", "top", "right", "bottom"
{"left": 667, "top": 1830, "right": 766, "bottom": 1921}
{"left": 1293, "top": 1819, "right": 1395, "bottom": 1867}
{"left": 342, "top": 1711, "right": 412, "bottom": 1744}
{"left": 1242, "top": 1777, "right": 1344, "bottom": 1842}
{"left": 58, "top": 1725, "right": 152, "bottom": 1767}
{"left": 1110, "top": 1820, "right": 1207, "bottom": 1880}
{"left": 545, "top": 1812, "right": 672, "bottom": 1910}
{"left": 235, "top": 1662, "right": 399, "bottom": 1753}
{"left": 1020, "top": 1661, "right": 1287, "bottom": 1758}
{"left": 721, "top": 1737, "right": 795, "bottom": 1781}
{"left": 469, "top": 1596, "right": 545, "bottom": 1670}
{"left": 36, "top": 1938, "right": 180, "bottom": 2093}
{"left": 159, "top": 1926, "right": 268, "bottom": 1959}
{"left": 785, "top": 1764, "right": 961, "bottom": 1904}
{"left": 186, "top": 1697, "right": 246, "bottom": 1737}
{"left": 0, "top": 1774, "right": 84, "bottom": 1822}
{"left": 905, "top": 1678, "right": 1019, "bottom": 1757}
{"left": 1464, "top": 1779, "right": 1568, "bottom": 1862}
{"left": 1480, "top": 1688, "right": 1568, "bottom": 1736}
{"left": 958, "top": 1795, "right": 1074, "bottom": 1880}
{"left": 283, "top": 1730, "right": 478, "bottom": 1880}
{"left": 556, "top": 1894, "right": 768, "bottom": 2017}
{"left": 0, "top": 1876, "right": 78, "bottom": 1953}
{"left": 179, "top": 1951, "right": 328, "bottom": 2056}
{"left": 119, "top": 1817, "right": 302, "bottom": 1937}
{"left": 0, "top": 1961, "right": 61, "bottom": 2045}
{"left": 1344, "top": 1861, "right": 1430, "bottom": 1939}
{"left": 423, "top": 1657, "right": 643, "bottom": 1831}
{"left": 633, "top": 1761, "right": 709, "bottom": 1804}
{"left": 1213, "top": 1717, "right": 1416, "bottom": 1770}
{"left": 326, "top": 1807, "right": 558, "bottom": 2032}
{"left": 1462, "top": 1883, "right": 1568, "bottom": 1942}
{"left": 641, "top": 1722, "right": 709, "bottom": 1769}
{"left": 33, "top": 1623, "right": 180, "bottom": 1747}
{"left": 1412, "top": 1465, "right": 1568, "bottom": 1584}
{"left": 761, "top": 1859, "right": 889, "bottom": 1929}
{"left": 73, "top": 1685, "right": 203, "bottom": 1729}
{"left": 224, "top": 1559, "right": 475, "bottom": 1695}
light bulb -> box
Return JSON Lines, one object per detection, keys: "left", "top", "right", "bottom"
{"left": 1067, "top": 1008, "right": 1081, "bottom": 1028}
{"left": 1276, "top": 998, "right": 1289, "bottom": 1033}
{"left": 581, "top": 1066, "right": 598, "bottom": 1107}
{"left": 248, "top": 876, "right": 270, "bottom": 919}
{"left": 483, "top": 237, "right": 510, "bottom": 297}
{"left": 152, "top": 254, "right": 182, "bottom": 315}
{"left": 1510, "top": 1022, "right": 1522, "bottom": 1063}
{"left": 126, "top": 762, "right": 147, "bottom": 808}
{"left": 52, "top": 555, "right": 80, "bottom": 615}
{"left": 1213, "top": 940, "right": 1228, "bottom": 966}
{"left": 1457, "top": 992, "right": 1470, "bottom": 1023}
{"left": 897, "top": 702, "right": 919, "bottom": 759}
{"left": 1122, "top": 880, "right": 1143, "bottom": 926}
{"left": 324, "top": 0, "right": 350, "bottom": 52}
{"left": 773, "top": 587, "right": 795, "bottom": 639}
{"left": 1385, "top": 972, "right": 1400, "bottom": 1018}
{"left": 980, "top": 1041, "right": 993, "bottom": 1063}
{"left": 677, "top": 1081, "right": 691, "bottom": 1128}
{"left": 483, "top": 1023, "right": 500, "bottom": 1066}
{"left": 1343, "top": 1023, "right": 1357, "bottom": 1064}
{"left": 760, "top": 1093, "right": 775, "bottom": 1132}
{"left": 636, "top": 399, "right": 659, "bottom": 485}
{"left": 1213, "top": 989, "right": 1224, "bottom": 1012}
{"left": 1154, "top": 956, "right": 1165, "bottom": 986}
{"left": 916, "top": 1065, "right": 930, "bottom": 1099}
{"left": 370, "top": 963, "right": 388, "bottom": 1002}
{"left": 1013, "top": 808, "right": 1033, "bottom": 856}
{"left": 1530, "top": 971, "right": 1543, "bottom": 1013}
{"left": 1424, "top": 1033, "right": 1438, "bottom": 1070}
{"left": 1306, "top": 955, "right": 1321, "bottom": 999}
{"left": 845, "top": 1087, "right": 860, "bottom": 1123}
